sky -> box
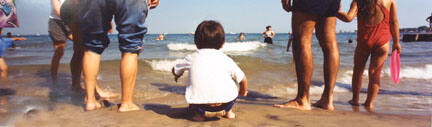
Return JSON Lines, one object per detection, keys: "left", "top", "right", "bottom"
{"left": 4, "top": 0, "right": 432, "bottom": 35}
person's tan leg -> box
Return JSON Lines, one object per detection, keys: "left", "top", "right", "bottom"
{"left": 274, "top": 11, "right": 317, "bottom": 110}
{"left": 51, "top": 42, "right": 66, "bottom": 82}
{"left": 82, "top": 50, "right": 102, "bottom": 111}
{"left": 0, "top": 58, "right": 8, "bottom": 78}
{"left": 349, "top": 46, "right": 370, "bottom": 106}
{"left": 312, "top": 16, "right": 339, "bottom": 110}
{"left": 364, "top": 43, "right": 390, "bottom": 110}
{"left": 118, "top": 52, "right": 140, "bottom": 112}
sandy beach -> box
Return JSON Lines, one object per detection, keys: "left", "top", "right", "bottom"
{"left": 0, "top": 63, "right": 430, "bottom": 127}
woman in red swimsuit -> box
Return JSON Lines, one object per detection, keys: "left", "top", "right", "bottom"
{"left": 337, "top": 0, "right": 402, "bottom": 110}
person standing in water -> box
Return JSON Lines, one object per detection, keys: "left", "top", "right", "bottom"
{"left": 77, "top": 0, "right": 159, "bottom": 112}
{"left": 427, "top": 13, "right": 432, "bottom": 32}
{"left": 262, "top": 26, "right": 275, "bottom": 44}
{"left": 49, "top": 0, "right": 72, "bottom": 82}
{"left": 0, "top": 28, "right": 26, "bottom": 78}
{"left": 286, "top": 32, "right": 293, "bottom": 51}
{"left": 338, "top": 0, "right": 401, "bottom": 110}
{"left": 275, "top": 0, "right": 341, "bottom": 111}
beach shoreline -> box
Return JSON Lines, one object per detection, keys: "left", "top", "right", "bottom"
{"left": 0, "top": 63, "right": 430, "bottom": 126}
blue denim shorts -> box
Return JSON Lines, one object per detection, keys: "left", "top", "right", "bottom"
{"left": 78, "top": 0, "right": 148, "bottom": 54}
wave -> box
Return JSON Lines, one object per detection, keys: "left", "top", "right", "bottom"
{"left": 145, "top": 59, "right": 178, "bottom": 72}
{"left": 166, "top": 41, "right": 267, "bottom": 52}
{"left": 338, "top": 64, "right": 432, "bottom": 84}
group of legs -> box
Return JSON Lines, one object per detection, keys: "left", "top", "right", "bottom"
{"left": 275, "top": 11, "right": 389, "bottom": 110}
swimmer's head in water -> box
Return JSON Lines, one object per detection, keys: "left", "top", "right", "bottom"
{"left": 194, "top": 20, "right": 225, "bottom": 49}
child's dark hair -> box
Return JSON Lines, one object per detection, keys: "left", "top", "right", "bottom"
{"left": 194, "top": 20, "right": 225, "bottom": 49}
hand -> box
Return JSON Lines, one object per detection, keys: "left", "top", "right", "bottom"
{"left": 281, "top": 0, "right": 292, "bottom": 12}
{"left": 148, "top": 0, "right": 159, "bottom": 9}
{"left": 392, "top": 43, "right": 402, "bottom": 53}
{"left": 239, "top": 90, "right": 248, "bottom": 97}
{"left": 171, "top": 68, "right": 182, "bottom": 82}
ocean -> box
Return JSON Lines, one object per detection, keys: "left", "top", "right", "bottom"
{"left": 2, "top": 33, "right": 432, "bottom": 116}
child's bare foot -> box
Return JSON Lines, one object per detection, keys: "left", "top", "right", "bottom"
{"left": 273, "top": 99, "right": 311, "bottom": 110}
{"left": 363, "top": 102, "right": 374, "bottom": 112}
{"left": 224, "top": 110, "right": 235, "bottom": 119}
{"left": 85, "top": 100, "right": 102, "bottom": 111}
{"left": 348, "top": 100, "right": 360, "bottom": 106}
{"left": 193, "top": 113, "right": 206, "bottom": 121}
{"left": 118, "top": 102, "right": 140, "bottom": 112}
{"left": 312, "top": 99, "right": 334, "bottom": 111}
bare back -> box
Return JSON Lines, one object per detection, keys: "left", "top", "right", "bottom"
{"left": 358, "top": 0, "right": 392, "bottom": 26}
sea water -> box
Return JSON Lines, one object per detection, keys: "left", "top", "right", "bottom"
{"left": 2, "top": 33, "right": 432, "bottom": 116}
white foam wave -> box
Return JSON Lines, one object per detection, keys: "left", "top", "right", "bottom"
{"left": 285, "top": 84, "right": 349, "bottom": 95}
{"left": 166, "top": 41, "right": 267, "bottom": 52}
{"left": 145, "top": 59, "right": 178, "bottom": 72}
{"left": 338, "top": 64, "right": 432, "bottom": 84}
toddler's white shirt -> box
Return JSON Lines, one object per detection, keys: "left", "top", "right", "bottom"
{"left": 174, "top": 49, "right": 245, "bottom": 104}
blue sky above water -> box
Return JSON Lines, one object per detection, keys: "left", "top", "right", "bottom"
{"left": 4, "top": 0, "right": 432, "bottom": 35}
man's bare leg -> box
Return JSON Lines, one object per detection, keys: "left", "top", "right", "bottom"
{"left": 82, "top": 50, "right": 102, "bottom": 111}
{"left": 274, "top": 12, "right": 316, "bottom": 110}
{"left": 312, "top": 16, "right": 339, "bottom": 110}
{"left": 0, "top": 58, "right": 8, "bottom": 78}
{"left": 364, "top": 43, "right": 389, "bottom": 109}
{"left": 51, "top": 42, "right": 66, "bottom": 82}
{"left": 349, "top": 46, "right": 370, "bottom": 106}
{"left": 118, "top": 52, "right": 140, "bottom": 112}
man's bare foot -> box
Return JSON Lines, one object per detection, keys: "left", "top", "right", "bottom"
{"left": 118, "top": 102, "right": 140, "bottom": 112}
{"left": 224, "top": 110, "right": 236, "bottom": 119}
{"left": 273, "top": 99, "right": 311, "bottom": 110}
{"left": 96, "top": 90, "right": 119, "bottom": 99}
{"left": 193, "top": 113, "right": 206, "bottom": 121}
{"left": 348, "top": 100, "right": 360, "bottom": 106}
{"left": 85, "top": 101, "right": 102, "bottom": 111}
{"left": 312, "top": 99, "right": 335, "bottom": 111}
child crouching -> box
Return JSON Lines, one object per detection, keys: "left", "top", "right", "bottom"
{"left": 172, "top": 20, "right": 248, "bottom": 121}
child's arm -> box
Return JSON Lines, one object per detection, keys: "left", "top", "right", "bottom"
{"left": 337, "top": 0, "right": 358, "bottom": 22}
{"left": 172, "top": 56, "right": 191, "bottom": 82}
{"left": 238, "top": 77, "right": 248, "bottom": 97}
{"left": 281, "top": 0, "right": 292, "bottom": 12}
{"left": 172, "top": 67, "right": 183, "bottom": 82}
{"left": 389, "top": 0, "right": 401, "bottom": 53}
{"left": 12, "top": 37, "right": 26, "bottom": 41}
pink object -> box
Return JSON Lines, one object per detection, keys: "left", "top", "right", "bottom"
{"left": 390, "top": 50, "right": 400, "bottom": 84}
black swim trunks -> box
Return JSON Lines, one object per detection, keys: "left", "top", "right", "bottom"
{"left": 264, "top": 37, "right": 273, "bottom": 44}
{"left": 292, "top": 0, "right": 341, "bottom": 17}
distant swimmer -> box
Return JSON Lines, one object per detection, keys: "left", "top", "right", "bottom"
{"left": 238, "top": 32, "right": 245, "bottom": 40}
{"left": 427, "top": 13, "right": 432, "bottom": 32}
{"left": 156, "top": 33, "right": 164, "bottom": 40}
{"left": 348, "top": 38, "right": 353, "bottom": 43}
{"left": 262, "top": 26, "right": 275, "bottom": 44}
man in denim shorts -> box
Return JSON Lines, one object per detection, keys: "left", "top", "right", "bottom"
{"left": 78, "top": 0, "right": 159, "bottom": 112}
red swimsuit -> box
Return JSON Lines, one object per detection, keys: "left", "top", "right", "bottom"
{"left": 357, "top": 4, "right": 392, "bottom": 51}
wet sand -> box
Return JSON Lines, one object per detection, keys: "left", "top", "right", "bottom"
{"left": 0, "top": 63, "right": 430, "bottom": 127}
